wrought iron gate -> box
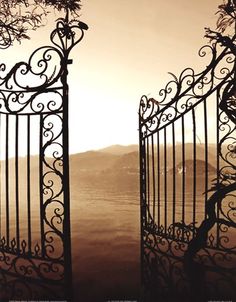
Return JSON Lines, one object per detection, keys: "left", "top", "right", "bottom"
{"left": 0, "top": 17, "right": 87, "bottom": 300}
{"left": 139, "top": 6, "right": 236, "bottom": 301}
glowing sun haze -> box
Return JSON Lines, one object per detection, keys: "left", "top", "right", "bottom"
{"left": 0, "top": 0, "right": 220, "bottom": 154}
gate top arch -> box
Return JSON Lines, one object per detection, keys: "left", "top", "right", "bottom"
{"left": 0, "top": 14, "right": 88, "bottom": 301}
{"left": 139, "top": 32, "right": 235, "bottom": 137}
{"left": 139, "top": 2, "right": 236, "bottom": 300}
{"left": 0, "top": 18, "right": 88, "bottom": 115}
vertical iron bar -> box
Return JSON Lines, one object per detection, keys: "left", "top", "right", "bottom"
{"left": 216, "top": 90, "right": 220, "bottom": 248}
{"left": 142, "top": 139, "right": 147, "bottom": 224}
{"left": 172, "top": 123, "right": 176, "bottom": 237}
{"left": 192, "top": 109, "right": 196, "bottom": 232}
{"left": 39, "top": 114, "right": 45, "bottom": 257}
{"left": 27, "top": 115, "right": 32, "bottom": 253}
{"left": 5, "top": 114, "right": 9, "bottom": 247}
{"left": 139, "top": 125, "right": 146, "bottom": 287}
{"left": 146, "top": 137, "right": 150, "bottom": 223}
{"left": 157, "top": 132, "right": 160, "bottom": 229}
{"left": 15, "top": 115, "right": 20, "bottom": 251}
{"left": 164, "top": 128, "right": 167, "bottom": 234}
{"left": 0, "top": 114, "right": 1, "bottom": 239}
{"left": 181, "top": 116, "right": 185, "bottom": 239}
{"left": 62, "top": 59, "right": 73, "bottom": 300}
{"left": 151, "top": 135, "right": 156, "bottom": 223}
{"left": 204, "top": 99, "right": 208, "bottom": 220}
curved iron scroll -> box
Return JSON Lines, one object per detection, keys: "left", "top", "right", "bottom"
{"left": 0, "top": 17, "right": 88, "bottom": 300}
{"left": 139, "top": 10, "right": 236, "bottom": 301}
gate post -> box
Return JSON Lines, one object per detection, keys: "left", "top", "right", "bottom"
{"left": 61, "top": 41, "right": 73, "bottom": 302}
{"left": 46, "top": 15, "right": 89, "bottom": 301}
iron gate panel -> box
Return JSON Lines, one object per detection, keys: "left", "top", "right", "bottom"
{"left": 0, "top": 17, "right": 87, "bottom": 300}
{"left": 139, "top": 18, "right": 236, "bottom": 301}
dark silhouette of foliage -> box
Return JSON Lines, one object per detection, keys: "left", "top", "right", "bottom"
{"left": 0, "top": 0, "right": 44, "bottom": 48}
{"left": 205, "top": 0, "right": 236, "bottom": 54}
{"left": 205, "top": 0, "right": 236, "bottom": 36}
{"left": 0, "top": 0, "right": 82, "bottom": 48}
{"left": 217, "top": 0, "right": 236, "bottom": 33}
{"left": 36, "top": 0, "right": 81, "bottom": 15}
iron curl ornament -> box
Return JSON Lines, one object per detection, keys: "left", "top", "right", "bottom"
{"left": 0, "top": 13, "right": 88, "bottom": 301}
{"left": 139, "top": 36, "right": 235, "bottom": 137}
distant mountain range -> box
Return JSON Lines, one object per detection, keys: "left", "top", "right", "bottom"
{"left": 0, "top": 144, "right": 222, "bottom": 194}
{"left": 70, "top": 145, "right": 139, "bottom": 174}
{"left": 70, "top": 145, "right": 139, "bottom": 188}
{"left": 171, "top": 159, "right": 216, "bottom": 175}
{"left": 2, "top": 143, "right": 221, "bottom": 181}
{"left": 69, "top": 144, "right": 220, "bottom": 188}
{"left": 98, "top": 144, "right": 138, "bottom": 155}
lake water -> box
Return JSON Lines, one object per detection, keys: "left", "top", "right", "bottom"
{"left": 70, "top": 173, "right": 236, "bottom": 302}
{"left": 71, "top": 180, "right": 141, "bottom": 301}
{"left": 0, "top": 167, "right": 235, "bottom": 301}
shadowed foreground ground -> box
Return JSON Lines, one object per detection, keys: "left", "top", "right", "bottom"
{"left": 71, "top": 180, "right": 140, "bottom": 302}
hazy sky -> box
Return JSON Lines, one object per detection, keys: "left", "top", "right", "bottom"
{"left": 1, "top": 1, "right": 221, "bottom": 153}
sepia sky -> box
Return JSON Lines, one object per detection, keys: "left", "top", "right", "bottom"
{"left": 2, "top": 0, "right": 221, "bottom": 153}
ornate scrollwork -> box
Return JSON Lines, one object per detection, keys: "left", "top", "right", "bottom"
{"left": 41, "top": 113, "right": 64, "bottom": 262}
{"left": 0, "top": 17, "right": 88, "bottom": 115}
{"left": 139, "top": 35, "right": 235, "bottom": 137}
{"left": 0, "top": 14, "right": 88, "bottom": 301}
{"left": 140, "top": 3, "right": 236, "bottom": 300}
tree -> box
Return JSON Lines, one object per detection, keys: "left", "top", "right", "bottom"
{"left": 37, "top": 0, "right": 81, "bottom": 14}
{"left": 0, "top": 0, "right": 82, "bottom": 48}
{"left": 204, "top": 0, "right": 236, "bottom": 55}
{"left": 216, "top": 0, "right": 236, "bottom": 33}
